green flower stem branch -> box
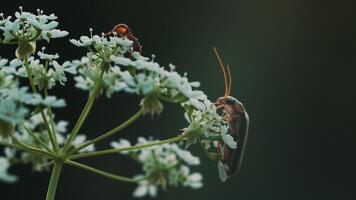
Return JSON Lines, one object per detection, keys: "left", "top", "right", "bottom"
{"left": 23, "top": 56, "right": 60, "bottom": 153}
{"left": 44, "top": 84, "right": 60, "bottom": 153}
{"left": 63, "top": 70, "right": 105, "bottom": 152}
{"left": 45, "top": 160, "right": 63, "bottom": 200}
{"left": 68, "top": 133, "right": 187, "bottom": 160}
{"left": 0, "top": 140, "right": 53, "bottom": 158}
{"left": 65, "top": 160, "right": 139, "bottom": 184}
{"left": 66, "top": 108, "right": 144, "bottom": 155}
{"left": 22, "top": 125, "right": 52, "bottom": 153}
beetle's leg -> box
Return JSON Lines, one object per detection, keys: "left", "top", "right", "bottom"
{"left": 229, "top": 114, "right": 242, "bottom": 120}
{"left": 216, "top": 105, "right": 225, "bottom": 111}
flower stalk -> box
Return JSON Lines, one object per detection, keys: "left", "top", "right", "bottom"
{"left": 63, "top": 70, "right": 104, "bottom": 152}
{"left": 66, "top": 108, "right": 144, "bottom": 155}
{"left": 65, "top": 160, "right": 138, "bottom": 183}
{"left": 45, "top": 160, "right": 63, "bottom": 200}
{"left": 69, "top": 134, "right": 187, "bottom": 160}
{"left": 23, "top": 56, "right": 60, "bottom": 153}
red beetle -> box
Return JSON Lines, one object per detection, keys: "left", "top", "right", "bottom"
{"left": 105, "top": 23, "right": 142, "bottom": 53}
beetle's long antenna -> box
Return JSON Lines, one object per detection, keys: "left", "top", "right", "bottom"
{"left": 104, "top": 30, "right": 113, "bottom": 37}
{"left": 213, "top": 47, "right": 229, "bottom": 96}
{"left": 226, "top": 64, "right": 232, "bottom": 95}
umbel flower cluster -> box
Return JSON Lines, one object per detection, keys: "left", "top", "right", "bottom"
{"left": 0, "top": 7, "right": 238, "bottom": 200}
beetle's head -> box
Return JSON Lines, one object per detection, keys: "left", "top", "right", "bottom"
{"left": 216, "top": 96, "right": 246, "bottom": 113}
{"left": 216, "top": 96, "right": 236, "bottom": 105}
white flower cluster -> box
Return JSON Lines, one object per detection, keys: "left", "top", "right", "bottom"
{"left": 0, "top": 111, "right": 95, "bottom": 182}
{"left": 0, "top": 56, "right": 67, "bottom": 128}
{"left": 183, "top": 100, "right": 237, "bottom": 149}
{"left": 0, "top": 7, "right": 68, "bottom": 43}
{"left": 4, "top": 49, "right": 77, "bottom": 90}
{"left": 72, "top": 57, "right": 127, "bottom": 97}
{"left": 70, "top": 31, "right": 133, "bottom": 69}
{"left": 111, "top": 137, "right": 202, "bottom": 198}
{"left": 0, "top": 156, "right": 18, "bottom": 183}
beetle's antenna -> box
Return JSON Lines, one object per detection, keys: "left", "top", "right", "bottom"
{"left": 226, "top": 64, "right": 232, "bottom": 95}
{"left": 104, "top": 30, "right": 113, "bottom": 37}
{"left": 213, "top": 47, "right": 229, "bottom": 96}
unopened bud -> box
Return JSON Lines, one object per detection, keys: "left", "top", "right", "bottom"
{"left": 140, "top": 93, "right": 163, "bottom": 117}
{"left": 0, "top": 119, "right": 15, "bottom": 138}
{"left": 15, "top": 41, "right": 36, "bottom": 60}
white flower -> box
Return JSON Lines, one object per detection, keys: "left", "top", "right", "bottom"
{"left": 0, "top": 157, "right": 18, "bottom": 183}
{"left": 26, "top": 94, "right": 66, "bottom": 108}
{"left": 180, "top": 166, "right": 203, "bottom": 189}
{"left": 171, "top": 144, "right": 200, "bottom": 165}
{"left": 0, "top": 13, "right": 12, "bottom": 26}
{"left": 218, "top": 160, "right": 228, "bottom": 182}
{"left": 184, "top": 173, "right": 203, "bottom": 189}
{"left": 50, "top": 60, "right": 77, "bottom": 85}
{"left": 56, "top": 120, "right": 68, "bottom": 133}
{"left": 221, "top": 125, "right": 237, "bottom": 149}
{"left": 69, "top": 36, "right": 94, "bottom": 47}
{"left": 110, "top": 139, "right": 131, "bottom": 154}
{"left": 37, "top": 50, "right": 59, "bottom": 60}
{"left": 117, "top": 137, "right": 203, "bottom": 197}
{"left": 110, "top": 55, "right": 134, "bottom": 66}
{"left": 46, "top": 29, "right": 68, "bottom": 38}
{"left": 0, "top": 99, "right": 28, "bottom": 124}
{"left": 74, "top": 76, "right": 94, "bottom": 90}
{"left": 133, "top": 180, "right": 158, "bottom": 198}
{"left": 0, "top": 8, "right": 67, "bottom": 43}
{"left": 71, "top": 135, "right": 95, "bottom": 152}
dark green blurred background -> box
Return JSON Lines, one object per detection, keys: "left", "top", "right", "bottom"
{"left": 1, "top": 0, "right": 356, "bottom": 199}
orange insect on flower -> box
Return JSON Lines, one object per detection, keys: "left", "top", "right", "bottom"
{"left": 105, "top": 23, "right": 142, "bottom": 53}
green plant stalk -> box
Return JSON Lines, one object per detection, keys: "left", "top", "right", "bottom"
{"left": 0, "top": 140, "right": 52, "bottom": 158}
{"left": 45, "top": 160, "right": 63, "bottom": 200}
{"left": 63, "top": 70, "right": 104, "bottom": 152}
{"left": 23, "top": 57, "right": 59, "bottom": 153}
{"left": 9, "top": 137, "right": 54, "bottom": 158}
{"left": 69, "top": 134, "right": 186, "bottom": 160}
{"left": 22, "top": 125, "right": 52, "bottom": 152}
{"left": 65, "top": 160, "right": 138, "bottom": 183}
{"left": 67, "top": 108, "right": 144, "bottom": 155}
{"left": 44, "top": 68, "right": 60, "bottom": 152}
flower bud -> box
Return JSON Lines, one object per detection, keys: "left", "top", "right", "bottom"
{"left": 140, "top": 93, "right": 163, "bottom": 117}
{"left": 0, "top": 119, "right": 15, "bottom": 138}
{"left": 15, "top": 41, "right": 36, "bottom": 60}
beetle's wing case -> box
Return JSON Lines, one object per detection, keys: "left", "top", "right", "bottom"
{"left": 223, "top": 99, "right": 249, "bottom": 177}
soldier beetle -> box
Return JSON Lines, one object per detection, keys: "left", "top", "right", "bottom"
{"left": 213, "top": 47, "right": 249, "bottom": 181}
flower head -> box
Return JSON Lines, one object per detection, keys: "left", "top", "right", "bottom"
{"left": 110, "top": 137, "right": 203, "bottom": 198}
{"left": 0, "top": 157, "right": 18, "bottom": 183}
{"left": 0, "top": 7, "right": 68, "bottom": 44}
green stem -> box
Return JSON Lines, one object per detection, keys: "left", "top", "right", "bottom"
{"left": 65, "top": 160, "right": 138, "bottom": 183}
{"left": 63, "top": 70, "right": 104, "bottom": 152}
{"left": 0, "top": 141, "right": 38, "bottom": 154}
{"left": 23, "top": 56, "right": 59, "bottom": 153}
{"left": 10, "top": 137, "right": 54, "bottom": 158}
{"left": 67, "top": 108, "right": 143, "bottom": 155}
{"left": 45, "top": 160, "right": 63, "bottom": 200}
{"left": 43, "top": 72, "right": 59, "bottom": 152}
{"left": 22, "top": 125, "right": 52, "bottom": 152}
{"left": 40, "top": 110, "right": 59, "bottom": 153}
{"left": 23, "top": 56, "right": 37, "bottom": 93}
{"left": 69, "top": 134, "right": 186, "bottom": 160}
{"left": 0, "top": 40, "right": 18, "bottom": 45}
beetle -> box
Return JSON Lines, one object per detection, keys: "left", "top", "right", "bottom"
{"left": 213, "top": 47, "right": 249, "bottom": 181}
{"left": 105, "top": 23, "right": 142, "bottom": 53}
